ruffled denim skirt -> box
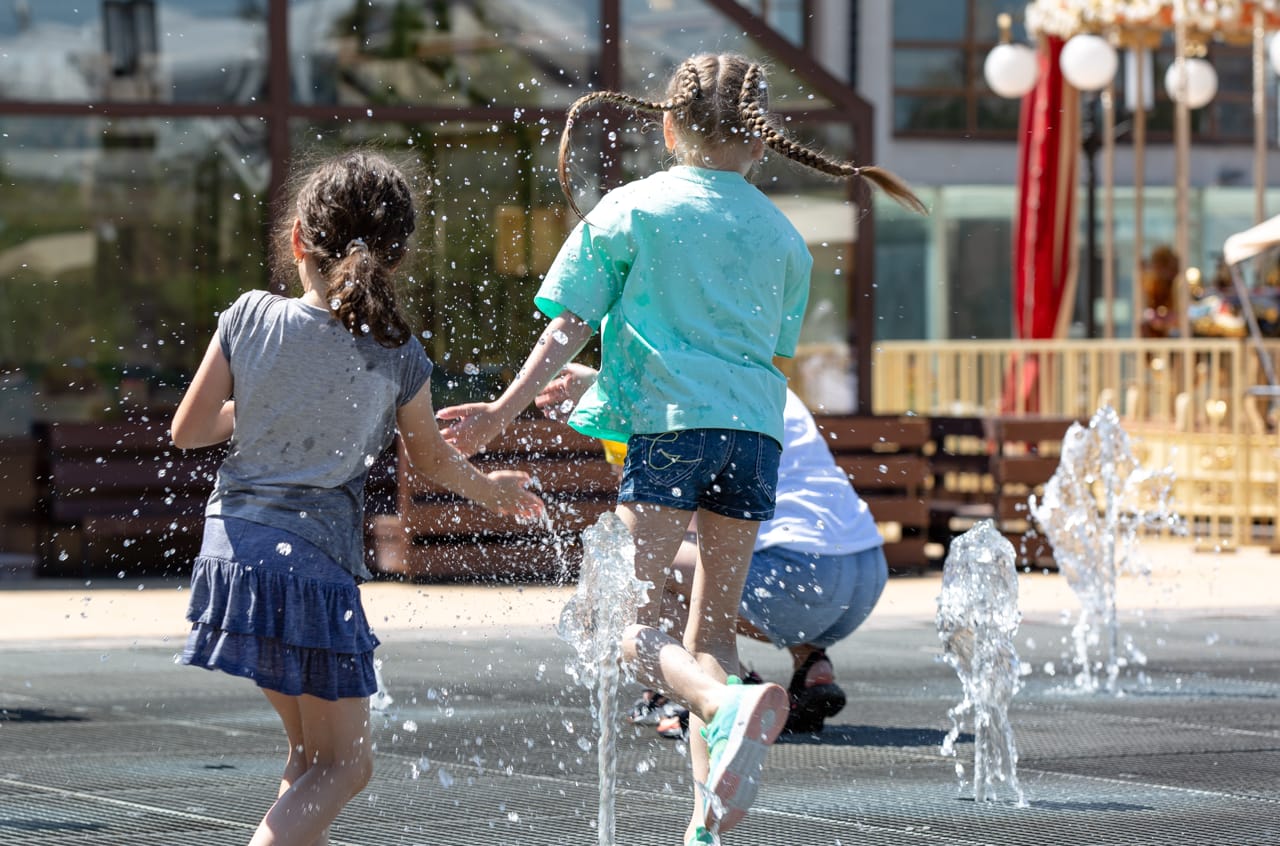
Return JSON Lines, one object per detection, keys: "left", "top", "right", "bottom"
{"left": 181, "top": 516, "right": 380, "bottom": 700}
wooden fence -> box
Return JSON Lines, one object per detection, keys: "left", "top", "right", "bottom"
{"left": 871, "top": 337, "right": 1280, "bottom": 549}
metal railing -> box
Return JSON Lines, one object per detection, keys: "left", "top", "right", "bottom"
{"left": 872, "top": 337, "right": 1280, "bottom": 548}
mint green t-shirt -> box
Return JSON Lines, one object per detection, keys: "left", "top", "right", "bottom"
{"left": 535, "top": 165, "right": 812, "bottom": 446}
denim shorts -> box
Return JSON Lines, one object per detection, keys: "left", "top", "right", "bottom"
{"left": 739, "top": 545, "right": 888, "bottom": 648}
{"left": 617, "top": 429, "right": 782, "bottom": 521}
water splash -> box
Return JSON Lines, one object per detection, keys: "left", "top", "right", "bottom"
{"left": 557, "top": 512, "right": 651, "bottom": 846}
{"left": 1030, "top": 405, "right": 1182, "bottom": 692}
{"left": 936, "top": 520, "right": 1026, "bottom": 806}
{"left": 370, "top": 657, "right": 393, "bottom": 712}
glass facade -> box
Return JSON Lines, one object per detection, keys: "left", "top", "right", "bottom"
{"left": 289, "top": 0, "right": 599, "bottom": 108}
{"left": 0, "top": 0, "right": 869, "bottom": 438}
{"left": 872, "top": 184, "right": 1280, "bottom": 343}
{"left": 0, "top": 1, "right": 269, "bottom": 104}
{"left": 0, "top": 115, "right": 267, "bottom": 429}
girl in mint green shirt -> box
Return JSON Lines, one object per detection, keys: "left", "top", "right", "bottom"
{"left": 441, "top": 53, "right": 925, "bottom": 845}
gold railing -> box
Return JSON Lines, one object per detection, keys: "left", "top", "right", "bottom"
{"left": 872, "top": 337, "right": 1280, "bottom": 549}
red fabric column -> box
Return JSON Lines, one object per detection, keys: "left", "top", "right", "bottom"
{"left": 1005, "top": 35, "right": 1080, "bottom": 413}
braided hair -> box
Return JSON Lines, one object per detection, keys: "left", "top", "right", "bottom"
{"left": 277, "top": 150, "right": 418, "bottom": 348}
{"left": 557, "top": 53, "right": 927, "bottom": 218}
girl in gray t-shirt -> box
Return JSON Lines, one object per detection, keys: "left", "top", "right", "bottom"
{"left": 171, "top": 150, "right": 543, "bottom": 845}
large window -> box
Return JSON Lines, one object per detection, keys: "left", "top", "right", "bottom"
{"left": 891, "top": 0, "right": 1025, "bottom": 136}
{"left": 0, "top": 116, "right": 267, "bottom": 427}
{"left": 0, "top": 0, "right": 871, "bottom": 427}
{"left": 0, "top": 1, "right": 268, "bottom": 104}
{"left": 893, "top": 0, "right": 1278, "bottom": 143}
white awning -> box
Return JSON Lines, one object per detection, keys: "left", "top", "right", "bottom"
{"left": 1224, "top": 214, "right": 1280, "bottom": 267}
{"left": 773, "top": 197, "right": 859, "bottom": 246}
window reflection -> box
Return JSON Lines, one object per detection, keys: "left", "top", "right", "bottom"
{"left": 292, "top": 119, "right": 573, "bottom": 407}
{"left": 0, "top": 117, "right": 267, "bottom": 427}
{"left": 291, "top": 0, "right": 599, "bottom": 107}
{"left": 0, "top": 1, "right": 267, "bottom": 104}
{"left": 621, "top": 0, "right": 830, "bottom": 110}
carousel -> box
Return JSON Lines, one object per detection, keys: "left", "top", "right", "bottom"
{"left": 985, "top": 0, "right": 1280, "bottom": 350}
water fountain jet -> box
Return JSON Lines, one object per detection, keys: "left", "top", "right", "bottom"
{"left": 937, "top": 520, "right": 1026, "bottom": 806}
{"left": 1030, "top": 405, "right": 1182, "bottom": 692}
{"left": 557, "top": 511, "right": 651, "bottom": 846}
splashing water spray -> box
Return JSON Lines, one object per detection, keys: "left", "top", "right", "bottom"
{"left": 1030, "top": 405, "right": 1183, "bottom": 693}
{"left": 557, "top": 512, "right": 652, "bottom": 846}
{"left": 937, "top": 520, "right": 1026, "bottom": 806}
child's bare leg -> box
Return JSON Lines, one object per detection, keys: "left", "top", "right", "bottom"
{"left": 261, "top": 691, "right": 331, "bottom": 846}
{"left": 249, "top": 694, "right": 373, "bottom": 846}
{"left": 683, "top": 509, "right": 759, "bottom": 837}
{"left": 616, "top": 502, "right": 724, "bottom": 711}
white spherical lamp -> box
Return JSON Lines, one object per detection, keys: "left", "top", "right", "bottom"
{"left": 1164, "top": 57, "right": 1218, "bottom": 109}
{"left": 984, "top": 42, "right": 1039, "bottom": 98}
{"left": 1059, "top": 33, "right": 1118, "bottom": 92}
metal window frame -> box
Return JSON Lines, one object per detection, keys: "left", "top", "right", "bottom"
{"left": 0, "top": 0, "right": 880, "bottom": 411}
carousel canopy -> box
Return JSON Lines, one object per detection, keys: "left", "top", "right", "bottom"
{"left": 1026, "top": 0, "right": 1280, "bottom": 41}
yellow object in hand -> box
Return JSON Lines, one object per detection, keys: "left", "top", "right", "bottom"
{"left": 601, "top": 439, "right": 628, "bottom": 466}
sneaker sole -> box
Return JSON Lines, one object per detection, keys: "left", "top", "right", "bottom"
{"left": 704, "top": 682, "right": 789, "bottom": 833}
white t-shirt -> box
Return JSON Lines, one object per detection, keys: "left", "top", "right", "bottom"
{"left": 754, "top": 389, "right": 884, "bottom": 556}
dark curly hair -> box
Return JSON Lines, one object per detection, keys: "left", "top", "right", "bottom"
{"left": 274, "top": 150, "right": 418, "bottom": 347}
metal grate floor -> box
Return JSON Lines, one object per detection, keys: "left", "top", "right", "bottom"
{"left": 1, "top": 616, "right": 1277, "bottom": 845}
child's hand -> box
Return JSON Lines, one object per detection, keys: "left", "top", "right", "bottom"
{"left": 437, "top": 402, "right": 502, "bottom": 457}
{"left": 484, "top": 469, "right": 546, "bottom": 524}
{"left": 534, "top": 363, "right": 598, "bottom": 421}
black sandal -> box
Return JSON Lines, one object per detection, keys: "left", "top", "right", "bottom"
{"left": 784, "top": 649, "right": 846, "bottom": 734}
{"left": 629, "top": 689, "right": 670, "bottom": 726}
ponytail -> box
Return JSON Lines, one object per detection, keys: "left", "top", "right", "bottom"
{"left": 323, "top": 238, "right": 411, "bottom": 348}
{"left": 737, "top": 64, "right": 927, "bottom": 215}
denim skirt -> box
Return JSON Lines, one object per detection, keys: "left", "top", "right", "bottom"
{"left": 181, "top": 516, "right": 380, "bottom": 700}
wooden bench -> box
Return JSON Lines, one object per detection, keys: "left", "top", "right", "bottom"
{"left": 925, "top": 415, "right": 1081, "bottom": 569}
{"left": 813, "top": 415, "right": 932, "bottom": 575}
{"left": 0, "top": 435, "right": 38, "bottom": 579}
{"left": 926, "top": 415, "right": 996, "bottom": 560}
{"left": 377, "top": 415, "right": 934, "bottom": 580}
{"left": 372, "top": 419, "right": 618, "bottom": 581}
{"left": 33, "top": 419, "right": 223, "bottom": 575}
{"left": 985, "top": 416, "right": 1081, "bottom": 568}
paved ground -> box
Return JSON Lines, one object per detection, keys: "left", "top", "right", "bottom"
{"left": 1, "top": 540, "right": 1278, "bottom": 845}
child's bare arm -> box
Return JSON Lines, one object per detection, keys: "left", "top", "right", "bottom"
{"left": 172, "top": 338, "right": 235, "bottom": 449}
{"left": 438, "top": 312, "right": 594, "bottom": 455}
{"left": 397, "top": 384, "right": 545, "bottom": 521}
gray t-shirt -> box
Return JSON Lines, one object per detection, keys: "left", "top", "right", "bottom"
{"left": 206, "top": 290, "right": 432, "bottom": 579}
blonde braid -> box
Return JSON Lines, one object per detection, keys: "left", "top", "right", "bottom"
{"left": 557, "top": 59, "right": 702, "bottom": 220}
{"left": 737, "top": 64, "right": 927, "bottom": 215}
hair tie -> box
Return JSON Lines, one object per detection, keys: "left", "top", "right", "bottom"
{"left": 345, "top": 237, "right": 368, "bottom": 256}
